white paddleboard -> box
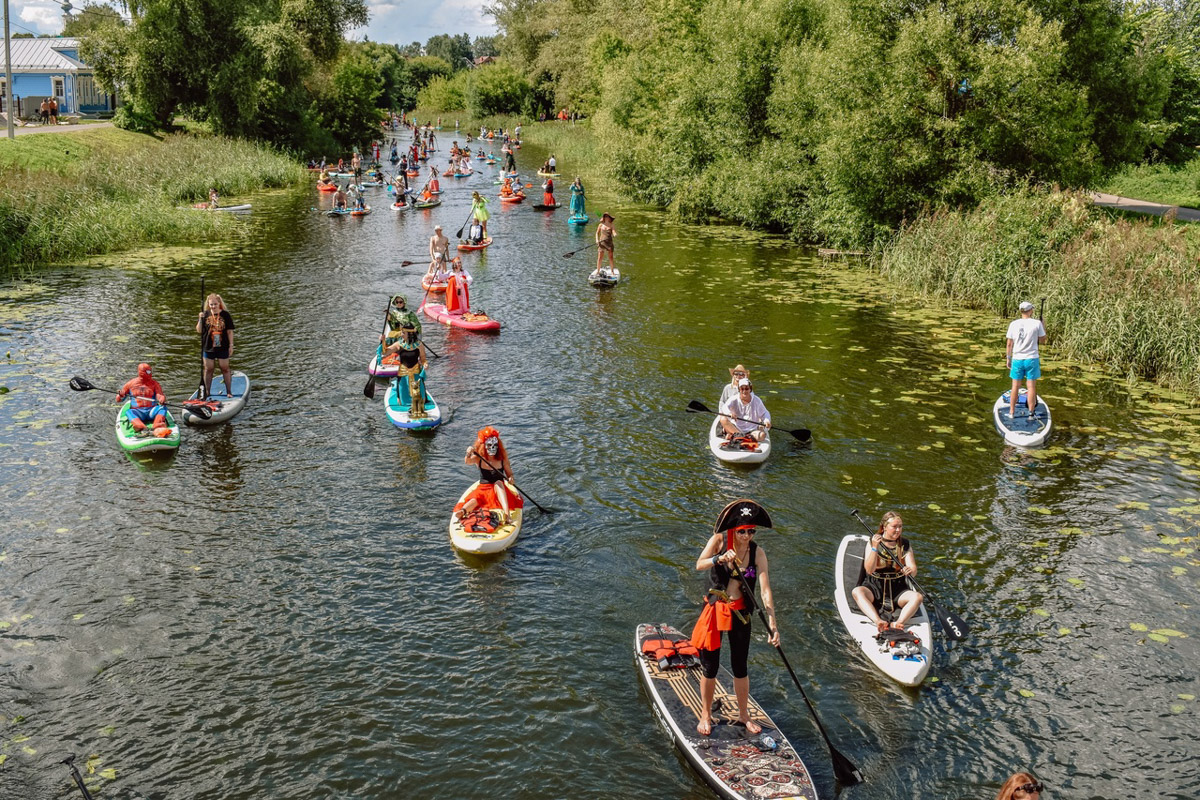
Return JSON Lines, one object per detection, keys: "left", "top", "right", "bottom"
{"left": 992, "top": 389, "right": 1052, "bottom": 447}
{"left": 708, "top": 416, "right": 770, "bottom": 465}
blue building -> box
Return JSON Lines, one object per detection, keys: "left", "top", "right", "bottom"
{"left": 2, "top": 37, "right": 117, "bottom": 117}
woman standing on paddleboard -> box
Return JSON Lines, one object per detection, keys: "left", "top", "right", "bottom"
{"left": 851, "top": 511, "right": 924, "bottom": 633}
{"left": 691, "top": 500, "right": 780, "bottom": 737}
{"left": 197, "top": 294, "right": 235, "bottom": 399}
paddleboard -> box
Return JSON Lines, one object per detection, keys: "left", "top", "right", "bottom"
{"left": 708, "top": 416, "right": 771, "bottom": 465}
{"left": 833, "top": 535, "right": 933, "bottom": 687}
{"left": 182, "top": 371, "right": 250, "bottom": 425}
{"left": 384, "top": 377, "right": 442, "bottom": 430}
{"left": 349, "top": 206, "right": 371, "bottom": 216}
{"left": 992, "top": 390, "right": 1052, "bottom": 447}
{"left": 536, "top": 171, "right": 560, "bottom": 178}
{"left": 421, "top": 302, "right": 501, "bottom": 332}
{"left": 115, "top": 401, "right": 181, "bottom": 454}
{"left": 457, "top": 237, "right": 492, "bottom": 252}
{"left": 634, "top": 622, "right": 819, "bottom": 800}
{"left": 568, "top": 213, "right": 589, "bottom": 225}
{"left": 448, "top": 481, "right": 524, "bottom": 554}
{"left": 368, "top": 349, "right": 400, "bottom": 378}
{"left": 532, "top": 203, "right": 560, "bottom": 211}
{"left": 190, "top": 203, "right": 252, "bottom": 213}
{"left": 499, "top": 193, "right": 525, "bottom": 204}
{"left": 588, "top": 267, "right": 620, "bottom": 286}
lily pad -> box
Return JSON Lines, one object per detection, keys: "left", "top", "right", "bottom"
{"left": 1149, "top": 633, "right": 1170, "bottom": 643}
{"left": 1028, "top": 506, "right": 1053, "bottom": 515}
{"left": 1130, "top": 622, "right": 1149, "bottom": 631}
{"left": 1032, "top": 608, "right": 1050, "bottom": 617}
{"left": 1067, "top": 577, "right": 1085, "bottom": 587}
{"left": 1017, "top": 688, "right": 1036, "bottom": 698}
{"left": 1116, "top": 501, "right": 1151, "bottom": 511}
{"left": 1151, "top": 628, "right": 1187, "bottom": 638}
{"left": 875, "top": 488, "right": 889, "bottom": 496}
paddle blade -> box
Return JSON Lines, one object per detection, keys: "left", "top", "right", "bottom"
{"left": 188, "top": 403, "right": 214, "bottom": 420}
{"left": 364, "top": 375, "right": 378, "bottom": 399}
{"left": 687, "top": 400, "right": 712, "bottom": 414}
{"left": 789, "top": 427, "right": 813, "bottom": 442}
{"left": 68, "top": 376, "right": 96, "bottom": 392}
{"left": 933, "top": 603, "right": 969, "bottom": 641}
{"left": 830, "top": 746, "right": 865, "bottom": 786}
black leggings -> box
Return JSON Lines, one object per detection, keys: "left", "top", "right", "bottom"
{"left": 698, "top": 613, "right": 751, "bottom": 679}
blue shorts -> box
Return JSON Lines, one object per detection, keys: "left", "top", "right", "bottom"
{"left": 1010, "top": 359, "right": 1041, "bottom": 380}
{"left": 126, "top": 404, "right": 166, "bottom": 423}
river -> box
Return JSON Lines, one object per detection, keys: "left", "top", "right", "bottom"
{"left": 1, "top": 131, "right": 1197, "bottom": 800}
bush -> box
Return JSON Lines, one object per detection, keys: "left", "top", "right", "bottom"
{"left": 112, "top": 103, "right": 160, "bottom": 134}
{"left": 466, "top": 62, "right": 530, "bottom": 118}
{"left": 417, "top": 73, "right": 467, "bottom": 112}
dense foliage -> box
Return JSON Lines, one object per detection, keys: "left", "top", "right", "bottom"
{"left": 490, "top": 0, "right": 1200, "bottom": 244}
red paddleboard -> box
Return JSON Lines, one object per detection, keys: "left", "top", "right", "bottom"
{"left": 457, "top": 237, "right": 492, "bottom": 252}
{"left": 421, "top": 302, "right": 500, "bottom": 332}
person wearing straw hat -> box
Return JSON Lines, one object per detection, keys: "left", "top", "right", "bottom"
{"left": 721, "top": 364, "right": 751, "bottom": 405}
{"left": 595, "top": 212, "right": 616, "bottom": 275}
{"left": 1005, "top": 301, "right": 1047, "bottom": 419}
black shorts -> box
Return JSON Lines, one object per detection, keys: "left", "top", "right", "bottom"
{"left": 203, "top": 349, "right": 231, "bottom": 361}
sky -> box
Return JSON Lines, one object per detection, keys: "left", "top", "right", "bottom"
{"left": 7, "top": 0, "right": 499, "bottom": 48}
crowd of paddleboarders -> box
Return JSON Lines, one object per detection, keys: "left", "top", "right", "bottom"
{"left": 81, "top": 113, "right": 1058, "bottom": 799}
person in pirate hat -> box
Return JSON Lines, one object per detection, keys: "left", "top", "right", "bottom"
{"left": 690, "top": 499, "right": 780, "bottom": 737}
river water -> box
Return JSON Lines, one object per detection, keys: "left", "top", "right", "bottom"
{"left": 1, "top": 132, "right": 1198, "bottom": 800}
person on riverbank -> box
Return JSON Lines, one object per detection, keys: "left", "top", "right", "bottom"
{"left": 570, "top": 178, "right": 586, "bottom": 218}
{"left": 430, "top": 226, "right": 449, "bottom": 262}
{"left": 470, "top": 191, "right": 490, "bottom": 240}
{"left": 116, "top": 363, "right": 170, "bottom": 436}
{"left": 595, "top": 212, "right": 616, "bottom": 274}
{"left": 456, "top": 427, "right": 523, "bottom": 525}
{"left": 851, "top": 511, "right": 923, "bottom": 634}
{"left": 1006, "top": 301, "right": 1047, "bottom": 418}
{"left": 719, "top": 378, "right": 770, "bottom": 442}
{"left": 384, "top": 320, "right": 429, "bottom": 418}
{"left": 197, "top": 293, "right": 235, "bottom": 398}
{"left": 691, "top": 499, "right": 779, "bottom": 737}
{"left": 721, "top": 365, "right": 751, "bottom": 405}
{"left": 49, "top": 98, "right": 58, "bottom": 126}
{"left": 542, "top": 176, "right": 556, "bottom": 206}
{"left": 207, "top": 188, "right": 220, "bottom": 210}
{"left": 996, "top": 773, "right": 1045, "bottom": 800}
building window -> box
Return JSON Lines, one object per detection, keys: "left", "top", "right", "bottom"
{"left": 53, "top": 77, "right": 64, "bottom": 99}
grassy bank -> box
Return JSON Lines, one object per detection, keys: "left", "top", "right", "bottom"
{"left": 0, "top": 128, "right": 305, "bottom": 275}
{"left": 879, "top": 189, "right": 1200, "bottom": 395}
{"left": 1096, "top": 156, "right": 1200, "bottom": 209}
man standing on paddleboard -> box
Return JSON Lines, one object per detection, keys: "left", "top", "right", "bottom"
{"left": 1006, "top": 301, "right": 1047, "bottom": 419}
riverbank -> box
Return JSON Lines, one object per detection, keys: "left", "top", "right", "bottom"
{"left": 510, "top": 120, "right": 1200, "bottom": 397}
{"left": 0, "top": 128, "right": 305, "bottom": 276}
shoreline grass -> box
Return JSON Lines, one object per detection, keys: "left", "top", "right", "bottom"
{"left": 1096, "top": 156, "right": 1200, "bottom": 209}
{"left": 0, "top": 128, "right": 305, "bottom": 276}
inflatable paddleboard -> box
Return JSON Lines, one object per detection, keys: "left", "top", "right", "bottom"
{"left": 115, "top": 401, "right": 180, "bottom": 454}
{"left": 833, "top": 535, "right": 933, "bottom": 687}
{"left": 568, "top": 213, "right": 589, "bottom": 225}
{"left": 993, "top": 390, "right": 1052, "bottom": 447}
{"left": 384, "top": 378, "right": 442, "bottom": 430}
{"left": 182, "top": 371, "right": 250, "bottom": 426}
{"left": 368, "top": 350, "right": 399, "bottom": 378}
{"left": 532, "top": 203, "right": 560, "bottom": 211}
{"left": 588, "top": 267, "right": 620, "bottom": 286}
{"left": 421, "top": 302, "right": 500, "bottom": 332}
{"left": 457, "top": 237, "right": 492, "bottom": 252}
{"left": 708, "top": 416, "right": 771, "bottom": 465}
{"left": 448, "top": 481, "right": 524, "bottom": 554}
{"left": 634, "top": 622, "right": 819, "bottom": 800}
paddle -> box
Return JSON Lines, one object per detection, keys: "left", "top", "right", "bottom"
{"left": 455, "top": 205, "right": 475, "bottom": 239}
{"left": 364, "top": 296, "right": 394, "bottom": 399}
{"left": 68, "top": 376, "right": 213, "bottom": 420}
{"left": 562, "top": 243, "right": 596, "bottom": 258}
{"left": 61, "top": 754, "right": 95, "bottom": 800}
{"left": 196, "top": 275, "right": 206, "bottom": 400}
{"left": 686, "top": 400, "right": 811, "bottom": 443}
{"left": 849, "top": 509, "right": 969, "bottom": 641}
{"left": 724, "top": 562, "right": 864, "bottom": 786}
{"left": 474, "top": 450, "right": 555, "bottom": 514}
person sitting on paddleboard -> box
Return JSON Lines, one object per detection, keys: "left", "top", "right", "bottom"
{"left": 1006, "top": 301, "right": 1047, "bottom": 419}
{"left": 720, "top": 365, "right": 750, "bottom": 405}
{"left": 542, "top": 177, "right": 555, "bottom": 206}
{"left": 996, "top": 772, "right": 1045, "bottom": 800}
{"left": 499, "top": 177, "right": 516, "bottom": 197}
{"left": 569, "top": 177, "right": 586, "bottom": 217}
{"left": 851, "top": 511, "right": 924, "bottom": 634}
{"left": 470, "top": 192, "right": 490, "bottom": 240}
{"left": 719, "top": 378, "right": 770, "bottom": 442}
{"left": 425, "top": 252, "right": 450, "bottom": 285}
{"left": 595, "top": 212, "right": 616, "bottom": 274}
{"left": 385, "top": 319, "right": 429, "bottom": 418}
{"left": 117, "top": 363, "right": 171, "bottom": 437}
{"left": 456, "top": 427, "right": 523, "bottom": 525}
{"left": 691, "top": 499, "right": 780, "bottom": 737}
{"left": 197, "top": 293, "right": 235, "bottom": 398}
{"left": 333, "top": 185, "right": 348, "bottom": 211}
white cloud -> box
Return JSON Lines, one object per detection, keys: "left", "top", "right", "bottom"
{"left": 351, "top": 0, "right": 497, "bottom": 47}
{"left": 17, "top": 2, "right": 64, "bottom": 32}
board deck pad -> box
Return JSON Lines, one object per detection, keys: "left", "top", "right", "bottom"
{"left": 635, "top": 623, "right": 818, "bottom": 800}
{"left": 995, "top": 398, "right": 1049, "bottom": 433}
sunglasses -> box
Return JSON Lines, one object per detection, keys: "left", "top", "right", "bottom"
{"left": 739, "top": 385, "right": 753, "bottom": 391}
{"left": 735, "top": 528, "right": 755, "bottom": 536}
{"left": 732, "top": 371, "right": 746, "bottom": 377}
{"left": 1016, "top": 783, "right": 1044, "bottom": 795}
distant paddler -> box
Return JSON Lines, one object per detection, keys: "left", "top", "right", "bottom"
{"left": 470, "top": 191, "right": 490, "bottom": 240}
{"left": 430, "top": 225, "right": 450, "bottom": 262}
{"left": 1005, "top": 301, "right": 1047, "bottom": 419}
{"left": 542, "top": 176, "right": 556, "bottom": 206}
{"left": 569, "top": 177, "right": 586, "bottom": 217}
{"left": 594, "top": 212, "right": 616, "bottom": 275}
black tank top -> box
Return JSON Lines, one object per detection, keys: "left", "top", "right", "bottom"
{"left": 709, "top": 539, "right": 758, "bottom": 602}
{"left": 479, "top": 461, "right": 505, "bottom": 484}
{"left": 398, "top": 346, "right": 420, "bottom": 368}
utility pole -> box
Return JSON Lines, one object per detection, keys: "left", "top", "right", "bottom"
{"left": 3, "top": 0, "right": 13, "bottom": 139}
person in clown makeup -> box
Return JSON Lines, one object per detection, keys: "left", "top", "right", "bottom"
{"left": 456, "top": 427, "right": 524, "bottom": 525}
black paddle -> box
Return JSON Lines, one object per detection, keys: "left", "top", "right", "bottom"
{"left": 849, "top": 509, "right": 969, "bottom": 641}
{"left": 474, "top": 450, "right": 556, "bottom": 514}
{"left": 418, "top": 338, "right": 441, "bottom": 359}
{"left": 455, "top": 205, "right": 475, "bottom": 239}
{"left": 686, "top": 400, "right": 811, "bottom": 443}
{"left": 562, "top": 242, "right": 596, "bottom": 258}
{"left": 364, "top": 296, "right": 393, "bottom": 399}
{"left": 61, "top": 754, "right": 95, "bottom": 800}
{"left": 723, "top": 561, "right": 864, "bottom": 786}
{"left": 196, "top": 275, "right": 206, "bottom": 400}
{"left": 68, "top": 376, "right": 212, "bottom": 420}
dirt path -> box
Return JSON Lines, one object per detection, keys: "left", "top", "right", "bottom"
{"left": 1090, "top": 191, "right": 1200, "bottom": 222}
{"left": 0, "top": 120, "right": 114, "bottom": 136}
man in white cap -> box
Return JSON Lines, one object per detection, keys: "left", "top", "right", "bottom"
{"left": 1006, "top": 301, "right": 1048, "bottom": 417}
{"left": 719, "top": 377, "right": 771, "bottom": 442}
{"left": 429, "top": 225, "right": 449, "bottom": 262}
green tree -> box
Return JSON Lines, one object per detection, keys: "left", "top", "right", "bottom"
{"left": 418, "top": 73, "right": 468, "bottom": 111}
{"left": 63, "top": 3, "right": 126, "bottom": 36}
{"left": 425, "top": 33, "right": 474, "bottom": 70}
{"left": 473, "top": 35, "right": 502, "bottom": 59}
{"left": 312, "top": 50, "right": 383, "bottom": 147}
{"left": 407, "top": 55, "right": 454, "bottom": 91}
{"left": 466, "top": 61, "right": 530, "bottom": 116}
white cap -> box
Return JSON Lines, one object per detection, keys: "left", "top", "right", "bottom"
{"left": 434, "top": 225, "right": 442, "bottom": 231}
{"left": 738, "top": 378, "right": 751, "bottom": 388}
{"left": 434, "top": 252, "right": 444, "bottom": 261}
{"left": 1019, "top": 301, "right": 1035, "bottom": 312}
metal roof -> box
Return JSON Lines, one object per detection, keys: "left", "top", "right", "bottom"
{"left": 4, "top": 37, "right": 87, "bottom": 71}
